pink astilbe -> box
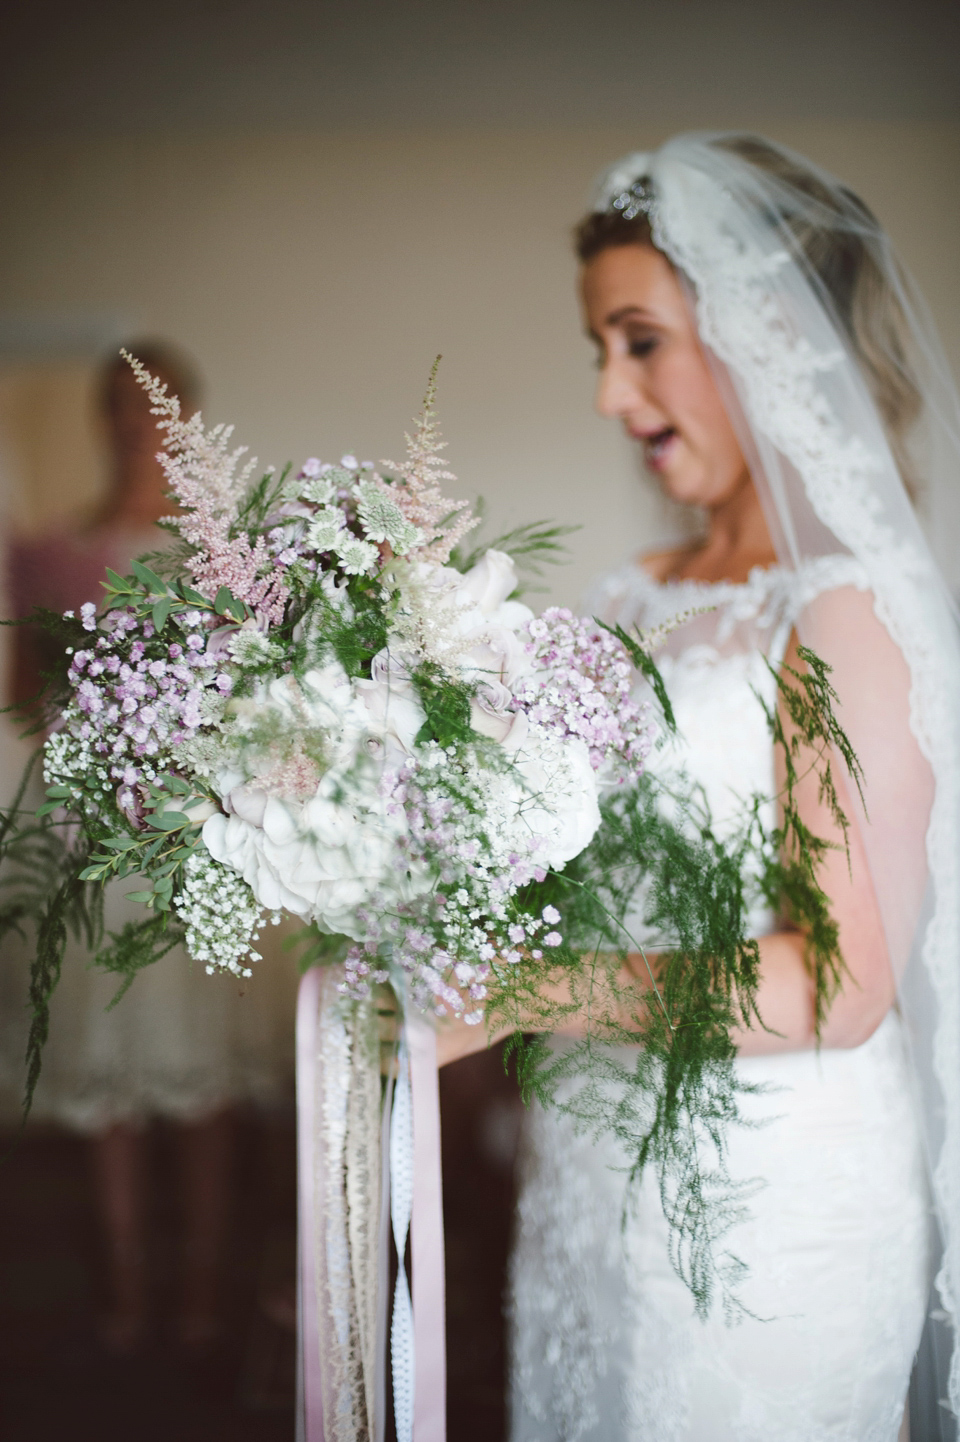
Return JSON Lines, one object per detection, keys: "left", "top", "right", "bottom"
{"left": 380, "top": 356, "right": 479, "bottom": 564}
{"left": 189, "top": 524, "right": 288, "bottom": 627}
{"left": 123, "top": 352, "right": 288, "bottom": 625}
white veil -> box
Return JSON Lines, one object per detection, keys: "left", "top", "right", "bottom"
{"left": 594, "top": 133, "right": 960, "bottom": 1434}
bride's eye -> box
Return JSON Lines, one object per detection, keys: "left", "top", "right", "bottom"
{"left": 628, "top": 334, "right": 658, "bottom": 360}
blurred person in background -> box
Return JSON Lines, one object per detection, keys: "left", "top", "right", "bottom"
{"left": 3, "top": 341, "right": 299, "bottom": 1356}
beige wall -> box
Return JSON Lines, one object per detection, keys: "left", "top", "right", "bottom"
{"left": 1, "top": 121, "right": 959, "bottom": 602}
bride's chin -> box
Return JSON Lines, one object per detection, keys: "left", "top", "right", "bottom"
{"left": 653, "top": 467, "right": 708, "bottom": 509}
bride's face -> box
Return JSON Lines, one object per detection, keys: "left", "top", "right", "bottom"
{"left": 581, "top": 244, "right": 750, "bottom": 508}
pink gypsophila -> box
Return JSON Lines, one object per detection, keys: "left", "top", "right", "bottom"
{"left": 512, "top": 608, "right": 656, "bottom": 778}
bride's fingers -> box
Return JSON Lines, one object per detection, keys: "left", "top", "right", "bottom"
{"left": 435, "top": 1013, "right": 503, "bottom": 1068}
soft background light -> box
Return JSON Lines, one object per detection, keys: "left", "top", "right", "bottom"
{"left": 0, "top": 1, "right": 957, "bottom": 604}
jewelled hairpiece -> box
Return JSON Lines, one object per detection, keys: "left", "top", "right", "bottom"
{"left": 608, "top": 176, "right": 657, "bottom": 221}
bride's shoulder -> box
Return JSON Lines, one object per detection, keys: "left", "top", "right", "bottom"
{"left": 584, "top": 548, "right": 687, "bottom": 628}
{"left": 633, "top": 545, "right": 689, "bottom": 583}
{"left": 588, "top": 546, "right": 688, "bottom": 600}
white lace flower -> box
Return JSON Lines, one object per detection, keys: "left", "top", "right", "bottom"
{"left": 301, "top": 474, "right": 336, "bottom": 506}
{"left": 228, "top": 627, "right": 284, "bottom": 668}
{"left": 336, "top": 536, "right": 379, "bottom": 575}
{"left": 356, "top": 479, "right": 423, "bottom": 555}
{"left": 306, "top": 507, "right": 346, "bottom": 552}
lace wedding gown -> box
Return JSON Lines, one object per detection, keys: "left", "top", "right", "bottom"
{"left": 509, "top": 559, "right": 931, "bottom": 1442}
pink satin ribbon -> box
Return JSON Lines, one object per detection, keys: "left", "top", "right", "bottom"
{"left": 296, "top": 970, "right": 446, "bottom": 1442}
{"left": 408, "top": 1010, "right": 448, "bottom": 1442}
{"left": 296, "top": 968, "right": 325, "bottom": 1442}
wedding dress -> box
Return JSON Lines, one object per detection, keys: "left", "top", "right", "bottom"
{"left": 510, "top": 557, "right": 931, "bottom": 1442}
{"left": 507, "top": 129, "right": 960, "bottom": 1441}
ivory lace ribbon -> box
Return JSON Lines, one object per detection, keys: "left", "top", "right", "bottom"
{"left": 297, "top": 968, "right": 447, "bottom": 1442}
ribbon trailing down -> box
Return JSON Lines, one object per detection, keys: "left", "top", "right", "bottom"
{"left": 391, "top": 1044, "right": 415, "bottom": 1442}
{"left": 408, "top": 1011, "right": 447, "bottom": 1442}
{"left": 297, "top": 968, "right": 447, "bottom": 1442}
{"left": 297, "top": 966, "right": 324, "bottom": 1442}
{"left": 296, "top": 966, "right": 382, "bottom": 1442}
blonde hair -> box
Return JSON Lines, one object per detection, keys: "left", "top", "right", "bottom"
{"left": 576, "top": 135, "right": 923, "bottom": 497}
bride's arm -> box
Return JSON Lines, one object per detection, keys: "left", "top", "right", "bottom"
{"left": 438, "top": 608, "right": 930, "bottom": 1066}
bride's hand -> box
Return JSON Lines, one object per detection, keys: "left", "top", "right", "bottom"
{"left": 375, "top": 984, "right": 508, "bottom": 1071}
{"left": 386, "top": 950, "right": 656, "bottom": 1072}
{"left": 435, "top": 1011, "right": 506, "bottom": 1067}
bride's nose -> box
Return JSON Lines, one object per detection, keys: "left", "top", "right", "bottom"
{"left": 595, "top": 354, "right": 646, "bottom": 422}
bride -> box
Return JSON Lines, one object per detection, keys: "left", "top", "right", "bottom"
{"left": 439, "top": 133, "right": 960, "bottom": 1440}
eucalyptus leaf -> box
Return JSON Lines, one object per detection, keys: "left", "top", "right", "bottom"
{"left": 148, "top": 812, "right": 190, "bottom": 832}
{"left": 152, "top": 598, "right": 174, "bottom": 632}
{"left": 132, "top": 559, "right": 171, "bottom": 595}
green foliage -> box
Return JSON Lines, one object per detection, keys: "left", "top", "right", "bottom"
{"left": 1, "top": 609, "right": 89, "bottom": 733}
{"left": 325, "top": 585, "right": 389, "bottom": 678}
{"left": 96, "top": 913, "right": 188, "bottom": 1009}
{"left": 234, "top": 463, "right": 293, "bottom": 536}
{"left": 100, "top": 565, "right": 251, "bottom": 629}
{"left": 598, "top": 619, "right": 677, "bottom": 732}
{"left": 451, "top": 513, "right": 579, "bottom": 595}
{"left": 73, "top": 774, "right": 207, "bottom": 914}
{"left": 411, "top": 661, "right": 476, "bottom": 748}
{"left": 485, "top": 644, "right": 859, "bottom": 1319}
{"left": 756, "top": 643, "right": 863, "bottom": 1032}
{"left": 0, "top": 755, "right": 104, "bottom": 1116}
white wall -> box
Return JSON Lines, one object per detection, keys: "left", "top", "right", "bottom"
{"left": 1, "top": 121, "right": 958, "bottom": 602}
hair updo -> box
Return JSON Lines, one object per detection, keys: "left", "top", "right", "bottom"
{"left": 575, "top": 135, "right": 922, "bottom": 496}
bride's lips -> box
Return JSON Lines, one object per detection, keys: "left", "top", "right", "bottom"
{"left": 631, "top": 426, "right": 678, "bottom": 471}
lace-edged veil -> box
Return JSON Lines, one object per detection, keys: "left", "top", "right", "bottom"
{"left": 594, "top": 133, "right": 960, "bottom": 1434}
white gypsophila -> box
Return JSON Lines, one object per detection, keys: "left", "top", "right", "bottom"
{"left": 44, "top": 705, "right": 174, "bottom": 798}
{"left": 306, "top": 508, "right": 346, "bottom": 552}
{"left": 201, "top": 658, "right": 432, "bottom": 936}
{"left": 356, "top": 479, "right": 423, "bottom": 555}
{"left": 44, "top": 717, "right": 109, "bottom": 794}
{"left": 355, "top": 727, "right": 599, "bottom": 1016}
{"left": 174, "top": 848, "right": 274, "bottom": 977}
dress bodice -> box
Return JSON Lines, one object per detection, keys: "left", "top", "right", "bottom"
{"left": 587, "top": 555, "right": 868, "bottom": 941}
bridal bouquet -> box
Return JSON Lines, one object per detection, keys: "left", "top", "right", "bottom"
{"left": 39, "top": 357, "right": 654, "bottom": 1024}
{"left": 10, "top": 357, "right": 853, "bottom": 1331}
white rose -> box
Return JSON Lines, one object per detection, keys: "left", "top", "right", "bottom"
{"left": 355, "top": 649, "right": 426, "bottom": 761}
{"left": 469, "top": 683, "right": 530, "bottom": 746}
{"left": 499, "top": 724, "right": 601, "bottom": 870}
{"left": 454, "top": 549, "right": 518, "bottom": 615}
{"left": 201, "top": 655, "right": 433, "bottom": 934}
